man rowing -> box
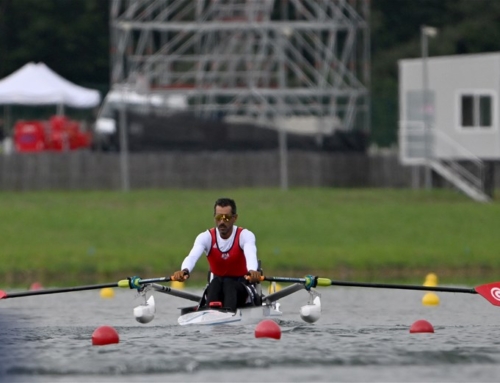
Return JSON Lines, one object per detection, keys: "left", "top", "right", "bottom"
{"left": 172, "top": 198, "right": 262, "bottom": 312}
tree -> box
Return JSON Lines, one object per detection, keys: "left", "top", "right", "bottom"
{"left": 0, "top": 0, "right": 109, "bottom": 89}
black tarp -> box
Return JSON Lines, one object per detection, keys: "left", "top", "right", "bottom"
{"left": 95, "top": 111, "right": 367, "bottom": 153}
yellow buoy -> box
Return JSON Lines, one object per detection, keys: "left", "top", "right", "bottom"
{"left": 100, "top": 287, "right": 115, "bottom": 299}
{"left": 171, "top": 280, "right": 184, "bottom": 290}
{"left": 267, "top": 282, "right": 282, "bottom": 294}
{"left": 422, "top": 292, "right": 440, "bottom": 306}
{"left": 423, "top": 272, "right": 438, "bottom": 287}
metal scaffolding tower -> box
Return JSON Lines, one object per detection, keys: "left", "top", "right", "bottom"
{"left": 110, "top": 0, "right": 370, "bottom": 134}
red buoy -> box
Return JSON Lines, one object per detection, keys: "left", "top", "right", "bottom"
{"left": 255, "top": 319, "right": 281, "bottom": 340}
{"left": 410, "top": 319, "right": 434, "bottom": 333}
{"left": 92, "top": 326, "right": 120, "bottom": 346}
{"left": 30, "top": 282, "right": 43, "bottom": 290}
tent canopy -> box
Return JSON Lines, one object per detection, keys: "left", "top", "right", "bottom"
{"left": 0, "top": 62, "right": 101, "bottom": 108}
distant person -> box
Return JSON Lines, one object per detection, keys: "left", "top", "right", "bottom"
{"left": 172, "top": 197, "right": 261, "bottom": 312}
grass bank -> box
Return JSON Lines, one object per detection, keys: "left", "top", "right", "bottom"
{"left": 0, "top": 188, "right": 499, "bottom": 287}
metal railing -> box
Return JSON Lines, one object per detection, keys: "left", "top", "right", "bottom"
{"left": 399, "top": 120, "right": 488, "bottom": 200}
{"left": 432, "top": 129, "right": 485, "bottom": 194}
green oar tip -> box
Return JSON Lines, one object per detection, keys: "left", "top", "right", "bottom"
{"left": 117, "top": 280, "right": 130, "bottom": 289}
{"left": 316, "top": 278, "right": 332, "bottom": 287}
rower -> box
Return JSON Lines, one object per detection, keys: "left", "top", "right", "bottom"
{"left": 172, "top": 198, "right": 262, "bottom": 312}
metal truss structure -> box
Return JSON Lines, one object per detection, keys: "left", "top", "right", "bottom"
{"left": 110, "top": 0, "right": 370, "bottom": 134}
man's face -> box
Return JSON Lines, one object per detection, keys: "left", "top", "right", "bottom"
{"left": 214, "top": 205, "right": 237, "bottom": 238}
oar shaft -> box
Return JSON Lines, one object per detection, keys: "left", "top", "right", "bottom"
{"left": 0, "top": 276, "right": 173, "bottom": 299}
{"left": 263, "top": 276, "right": 477, "bottom": 294}
{"left": 139, "top": 276, "right": 172, "bottom": 284}
{"left": 2, "top": 282, "right": 120, "bottom": 298}
{"left": 326, "top": 280, "right": 476, "bottom": 294}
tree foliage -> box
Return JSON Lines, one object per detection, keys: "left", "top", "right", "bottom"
{"left": 0, "top": 0, "right": 109, "bottom": 89}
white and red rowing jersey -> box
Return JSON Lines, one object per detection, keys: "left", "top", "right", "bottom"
{"left": 206, "top": 227, "right": 247, "bottom": 277}
{"left": 180, "top": 225, "right": 258, "bottom": 276}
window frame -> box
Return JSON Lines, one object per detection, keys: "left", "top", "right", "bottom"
{"left": 456, "top": 89, "right": 497, "bottom": 132}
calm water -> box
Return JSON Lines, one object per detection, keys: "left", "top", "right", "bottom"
{"left": 1, "top": 283, "right": 500, "bottom": 383}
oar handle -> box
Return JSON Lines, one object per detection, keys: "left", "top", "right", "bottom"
{"left": 121, "top": 276, "right": 174, "bottom": 289}
{"left": 136, "top": 276, "right": 173, "bottom": 285}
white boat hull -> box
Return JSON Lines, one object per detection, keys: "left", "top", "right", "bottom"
{"left": 178, "top": 304, "right": 282, "bottom": 326}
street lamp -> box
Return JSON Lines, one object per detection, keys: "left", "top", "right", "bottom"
{"left": 421, "top": 25, "right": 438, "bottom": 190}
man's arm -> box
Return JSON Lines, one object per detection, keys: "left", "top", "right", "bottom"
{"left": 172, "top": 231, "right": 210, "bottom": 281}
{"left": 181, "top": 231, "right": 211, "bottom": 272}
{"left": 240, "top": 229, "right": 259, "bottom": 272}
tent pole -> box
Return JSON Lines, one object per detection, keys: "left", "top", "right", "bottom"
{"left": 4, "top": 105, "right": 11, "bottom": 138}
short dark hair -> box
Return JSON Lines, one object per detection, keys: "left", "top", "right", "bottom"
{"left": 214, "top": 198, "right": 237, "bottom": 215}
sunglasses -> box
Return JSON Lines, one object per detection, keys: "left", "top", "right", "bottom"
{"left": 214, "top": 214, "right": 234, "bottom": 222}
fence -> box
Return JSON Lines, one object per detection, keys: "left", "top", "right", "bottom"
{"left": 0, "top": 151, "right": 497, "bottom": 192}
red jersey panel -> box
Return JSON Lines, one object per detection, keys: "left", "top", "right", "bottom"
{"left": 207, "top": 227, "right": 248, "bottom": 277}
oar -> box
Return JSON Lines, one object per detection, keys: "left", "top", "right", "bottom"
{"left": 0, "top": 276, "right": 172, "bottom": 300}
{"left": 262, "top": 276, "right": 500, "bottom": 307}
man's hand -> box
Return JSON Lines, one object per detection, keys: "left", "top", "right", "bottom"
{"left": 247, "top": 270, "right": 262, "bottom": 284}
{"left": 172, "top": 269, "right": 190, "bottom": 282}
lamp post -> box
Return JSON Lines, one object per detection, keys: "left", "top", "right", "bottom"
{"left": 119, "top": 89, "right": 130, "bottom": 192}
{"left": 421, "top": 25, "right": 438, "bottom": 190}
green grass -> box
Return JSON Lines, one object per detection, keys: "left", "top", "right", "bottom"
{"left": 0, "top": 188, "right": 499, "bottom": 287}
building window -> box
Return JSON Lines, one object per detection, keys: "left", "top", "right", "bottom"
{"left": 479, "top": 95, "right": 492, "bottom": 127}
{"left": 460, "top": 92, "right": 494, "bottom": 129}
{"left": 461, "top": 95, "right": 474, "bottom": 127}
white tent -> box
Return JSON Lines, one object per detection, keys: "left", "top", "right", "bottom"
{"left": 0, "top": 62, "right": 100, "bottom": 108}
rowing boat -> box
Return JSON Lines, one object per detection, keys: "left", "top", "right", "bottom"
{"left": 3, "top": 274, "right": 500, "bottom": 326}
{"left": 133, "top": 281, "right": 322, "bottom": 326}
{"left": 177, "top": 304, "right": 283, "bottom": 326}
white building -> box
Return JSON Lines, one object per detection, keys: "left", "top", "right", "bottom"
{"left": 398, "top": 52, "right": 500, "bottom": 202}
